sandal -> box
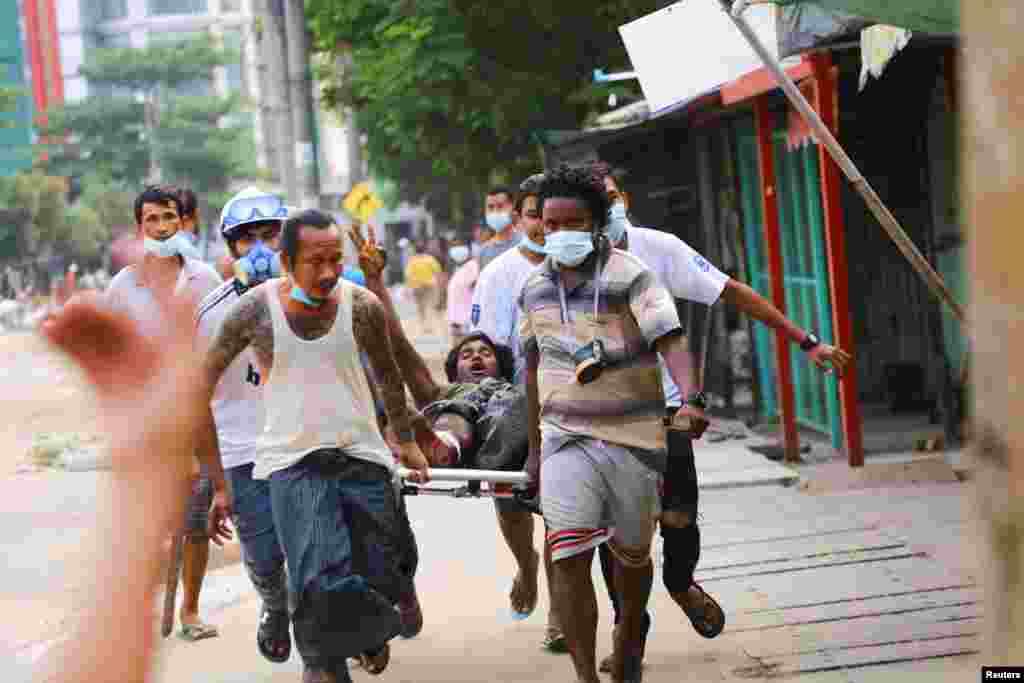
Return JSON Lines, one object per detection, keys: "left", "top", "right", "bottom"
{"left": 257, "top": 606, "right": 291, "bottom": 663}
{"left": 678, "top": 582, "right": 725, "bottom": 639}
{"left": 355, "top": 643, "right": 391, "bottom": 675}
{"left": 398, "top": 593, "right": 424, "bottom": 639}
{"left": 541, "top": 626, "right": 568, "bottom": 653}
{"left": 179, "top": 621, "right": 219, "bottom": 642}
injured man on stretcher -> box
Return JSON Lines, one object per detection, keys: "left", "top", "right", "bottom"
{"left": 352, "top": 226, "right": 532, "bottom": 477}
{"left": 351, "top": 226, "right": 544, "bottom": 625}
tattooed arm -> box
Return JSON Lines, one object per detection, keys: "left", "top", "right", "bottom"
{"left": 352, "top": 287, "right": 431, "bottom": 481}
{"left": 199, "top": 289, "right": 272, "bottom": 541}
{"left": 361, "top": 266, "right": 445, "bottom": 409}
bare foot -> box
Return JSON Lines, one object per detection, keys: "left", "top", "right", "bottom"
{"left": 509, "top": 549, "right": 540, "bottom": 617}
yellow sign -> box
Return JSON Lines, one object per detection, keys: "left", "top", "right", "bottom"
{"left": 342, "top": 182, "right": 384, "bottom": 223}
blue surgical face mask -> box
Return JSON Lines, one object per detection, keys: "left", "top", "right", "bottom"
{"left": 485, "top": 211, "right": 512, "bottom": 232}
{"left": 290, "top": 284, "right": 327, "bottom": 308}
{"left": 143, "top": 235, "right": 181, "bottom": 259}
{"left": 545, "top": 230, "right": 595, "bottom": 268}
{"left": 519, "top": 234, "right": 547, "bottom": 255}
{"left": 173, "top": 232, "right": 201, "bottom": 260}
{"left": 449, "top": 245, "right": 471, "bottom": 263}
{"left": 607, "top": 202, "right": 631, "bottom": 245}
{"left": 234, "top": 241, "right": 282, "bottom": 287}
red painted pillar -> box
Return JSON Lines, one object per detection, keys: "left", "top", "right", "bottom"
{"left": 22, "top": 0, "right": 47, "bottom": 115}
{"left": 753, "top": 96, "right": 801, "bottom": 462}
{"left": 810, "top": 53, "right": 864, "bottom": 468}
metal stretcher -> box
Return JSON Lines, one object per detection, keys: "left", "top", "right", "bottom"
{"left": 395, "top": 467, "right": 532, "bottom": 500}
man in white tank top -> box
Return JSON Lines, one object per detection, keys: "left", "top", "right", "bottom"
{"left": 197, "top": 209, "right": 430, "bottom": 683}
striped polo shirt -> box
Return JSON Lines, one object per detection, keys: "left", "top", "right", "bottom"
{"left": 518, "top": 248, "right": 682, "bottom": 470}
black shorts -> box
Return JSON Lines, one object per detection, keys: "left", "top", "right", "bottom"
{"left": 663, "top": 407, "right": 698, "bottom": 516}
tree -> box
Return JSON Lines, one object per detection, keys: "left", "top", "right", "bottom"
{"left": 307, "top": 1, "right": 660, "bottom": 225}
{"left": 0, "top": 171, "right": 109, "bottom": 273}
{"left": 37, "top": 35, "right": 254, "bottom": 195}
{"left": 0, "top": 85, "right": 25, "bottom": 129}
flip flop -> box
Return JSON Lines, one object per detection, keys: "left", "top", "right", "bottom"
{"left": 679, "top": 583, "right": 725, "bottom": 639}
{"left": 179, "top": 622, "right": 219, "bottom": 642}
{"left": 541, "top": 626, "right": 568, "bottom": 653}
{"left": 257, "top": 606, "right": 291, "bottom": 663}
{"left": 354, "top": 643, "right": 391, "bottom": 675}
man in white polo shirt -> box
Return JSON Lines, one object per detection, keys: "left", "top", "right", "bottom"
{"left": 105, "top": 184, "right": 223, "bottom": 642}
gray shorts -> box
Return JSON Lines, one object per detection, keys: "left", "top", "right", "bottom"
{"left": 542, "top": 438, "right": 661, "bottom": 566}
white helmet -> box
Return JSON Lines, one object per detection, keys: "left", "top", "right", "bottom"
{"left": 220, "top": 187, "right": 289, "bottom": 240}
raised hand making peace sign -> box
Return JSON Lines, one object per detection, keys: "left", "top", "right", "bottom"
{"left": 347, "top": 222, "right": 388, "bottom": 282}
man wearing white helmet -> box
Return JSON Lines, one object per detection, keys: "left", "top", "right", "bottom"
{"left": 195, "top": 187, "right": 294, "bottom": 659}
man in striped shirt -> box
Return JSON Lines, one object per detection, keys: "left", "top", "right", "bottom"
{"left": 519, "top": 166, "right": 707, "bottom": 683}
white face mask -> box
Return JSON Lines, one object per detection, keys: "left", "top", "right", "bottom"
{"left": 545, "top": 230, "right": 595, "bottom": 267}
{"left": 449, "top": 245, "right": 471, "bottom": 263}
{"left": 606, "top": 202, "right": 631, "bottom": 245}
{"left": 485, "top": 212, "right": 513, "bottom": 232}
{"left": 143, "top": 235, "right": 181, "bottom": 259}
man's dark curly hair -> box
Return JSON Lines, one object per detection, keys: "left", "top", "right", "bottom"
{"left": 445, "top": 332, "right": 516, "bottom": 383}
{"left": 537, "top": 164, "right": 611, "bottom": 230}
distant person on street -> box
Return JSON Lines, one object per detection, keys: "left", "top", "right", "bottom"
{"left": 172, "top": 187, "right": 203, "bottom": 260}
{"left": 199, "top": 209, "right": 429, "bottom": 682}
{"left": 445, "top": 237, "right": 478, "bottom": 346}
{"left": 195, "top": 187, "right": 293, "bottom": 662}
{"left": 104, "top": 184, "right": 223, "bottom": 642}
{"left": 404, "top": 242, "right": 443, "bottom": 335}
{"left": 477, "top": 186, "right": 519, "bottom": 271}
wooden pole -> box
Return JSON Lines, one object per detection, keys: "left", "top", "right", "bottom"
{"left": 963, "top": 0, "right": 1024, "bottom": 663}
{"left": 754, "top": 97, "right": 801, "bottom": 463}
{"left": 723, "top": 0, "right": 966, "bottom": 327}
{"left": 808, "top": 53, "right": 864, "bottom": 467}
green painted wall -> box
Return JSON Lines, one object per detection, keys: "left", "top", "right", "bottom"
{"left": 0, "top": 1, "right": 33, "bottom": 177}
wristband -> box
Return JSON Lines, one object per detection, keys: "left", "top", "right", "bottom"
{"left": 800, "top": 332, "right": 821, "bottom": 352}
{"left": 395, "top": 428, "right": 415, "bottom": 443}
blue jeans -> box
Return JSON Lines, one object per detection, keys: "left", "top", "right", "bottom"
{"left": 269, "top": 451, "right": 418, "bottom": 670}
{"left": 228, "top": 463, "right": 288, "bottom": 614}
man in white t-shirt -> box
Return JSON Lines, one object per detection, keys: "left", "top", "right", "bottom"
{"left": 470, "top": 173, "right": 573, "bottom": 651}
{"left": 105, "top": 184, "right": 223, "bottom": 642}
{"left": 593, "top": 165, "right": 852, "bottom": 670}
{"left": 195, "top": 187, "right": 294, "bottom": 662}
{"left": 471, "top": 174, "right": 547, "bottom": 384}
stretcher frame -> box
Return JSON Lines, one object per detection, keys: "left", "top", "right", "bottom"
{"left": 395, "top": 467, "right": 531, "bottom": 500}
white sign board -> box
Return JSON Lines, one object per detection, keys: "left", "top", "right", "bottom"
{"left": 619, "top": 1, "right": 792, "bottom": 116}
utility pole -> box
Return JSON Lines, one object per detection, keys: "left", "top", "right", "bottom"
{"left": 283, "top": 0, "right": 319, "bottom": 208}
{"left": 335, "top": 47, "right": 365, "bottom": 189}
{"left": 964, "top": 0, "right": 1024, "bottom": 665}
{"left": 263, "top": 0, "right": 297, "bottom": 201}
